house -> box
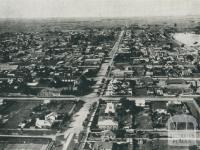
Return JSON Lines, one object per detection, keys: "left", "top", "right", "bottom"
{"left": 39, "top": 88, "right": 61, "bottom": 97}
{"left": 45, "top": 112, "right": 58, "bottom": 123}
{"left": 18, "top": 122, "right": 26, "bottom": 128}
{"left": 182, "top": 69, "right": 192, "bottom": 77}
{"left": 145, "top": 71, "right": 153, "bottom": 76}
{"left": 105, "top": 88, "right": 113, "bottom": 96}
{"left": 27, "top": 81, "right": 39, "bottom": 86}
{"left": 101, "top": 130, "right": 116, "bottom": 142}
{"left": 105, "top": 103, "right": 115, "bottom": 114}
{"left": 196, "top": 87, "right": 200, "bottom": 94}
{"left": 35, "top": 118, "right": 51, "bottom": 128}
{"left": 0, "top": 99, "right": 3, "bottom": 105}
{"left": 35, "top": 112, "right": 57, "bottom": 128}
{"left": 135, "top": 99, "right": 145, "bottom": 107}
{"left": 155, "top": 109, "right": 167, "bottom": 114}
{"left": 98, "top": 119, "right": 118, "bottom": 130}
{"left": 155, "top": 88, "right": 164, "bottom": 96}
{"left": 147, "top": 88, "right": 154, "bottom": 95}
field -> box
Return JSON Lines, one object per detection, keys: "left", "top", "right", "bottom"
{"left": 4, "top": 143, "right": 48, "bottom": 150}
{"left": 0, "top": 100, "right": 82, "bottom": 130}
{"left": 0, "top": 137, "right": 52, "bottom": 150}
{"left": 0, "top": 100, "right": 42, "bottom": 129}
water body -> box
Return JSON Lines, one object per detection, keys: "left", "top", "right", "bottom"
{"left": 173, "top": 33, "right": 200, "bottom": 47}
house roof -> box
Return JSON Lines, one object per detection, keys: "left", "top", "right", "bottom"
{"left": 35, "top": 119, "right": 51, "bottom": 127}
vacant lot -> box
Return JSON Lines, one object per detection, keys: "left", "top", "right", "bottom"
{"left": 0, "top": 100, "right": 42, "bottom": 129}
{"left": 43, "top": 101, "right": 76, "bottom": 114}
{"left": 135, "top": 110, "right": 153, "bottom": 129}
{"left": 0, "top": 100, "right": 83, "bottom": 129}
{"left": 0, "top": 137, "right": 52, "bottom": 150}
{"left": 4, "top": 143, "right": 48, "bottom": 150}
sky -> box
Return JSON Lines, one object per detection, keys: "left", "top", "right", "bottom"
{"left": 0, "top": 0, "right": 200, "bottom": 18}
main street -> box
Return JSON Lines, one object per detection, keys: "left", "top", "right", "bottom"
{"left": 107, "top": 30, "right": 125, "bottom": 77}
{"left": 62, "top": 29, "right": 125, "bottom": 150}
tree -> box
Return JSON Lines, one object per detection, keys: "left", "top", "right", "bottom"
{"left": 115, "top": 129, "right": 126, "bottom": 138}
{"left": 189, "top": 145, "right": 198, "bottom": 150}
{"left": 2, "top": 51, "right": 10, "bottom": 62}
{"left": 119, "top": 97, "right": 136, "bottom": 112}
{"left": 112, "top": 143, "right": 128, "bottom": 150}
{"left": 120, "top": 97, "right": 130, "bottom": 109}
{"left": 186, "top": 55, "right": 194, "bottom": 61}
{"left": 51, "top": 76, "right": 63, "bottom": 88}
{"left": 78, "top": 75, "right": 90, "bottom": 95}
{"left": 118, "top": 97, "right": 138, "bottom": 129}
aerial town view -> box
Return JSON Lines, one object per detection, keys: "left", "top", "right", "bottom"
{"left": 0, "top": 0, "right": 200, "bottom": 150}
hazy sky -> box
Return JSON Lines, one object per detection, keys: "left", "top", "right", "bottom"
{"left": 0, "top": 0, "right": 200, "bottom": 18}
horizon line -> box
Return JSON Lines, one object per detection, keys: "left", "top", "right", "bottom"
{"left": 0, "top": 15, "right": 200, "bottom": 20}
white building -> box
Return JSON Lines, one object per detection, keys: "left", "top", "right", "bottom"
{"left": 105, "top": 103, "right": 115, "bottom": 114}
{"left": 35, "top": 112, "right": 57, "bottom": 129}
{"left": 45, "top": 112, "right": 58, "bottom": 123}
{"left": 101, "top": 130, "right": 116, "bottom": 142}
{"left": 0, "top": 99, "right": 3, "bottom": 105}
{"left": 135, "top": 99, "right": 145, "bottom": 107}
{"left": 35, "top": 118, "right": 51, "bottom": 128}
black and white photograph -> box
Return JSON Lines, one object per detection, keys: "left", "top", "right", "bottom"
{"left": 0, "top": 0, "right": 200, "bottom": 149}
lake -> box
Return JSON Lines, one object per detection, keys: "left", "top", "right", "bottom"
{"left": 173, "top": 33, "right": 200, "bottom": 47}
